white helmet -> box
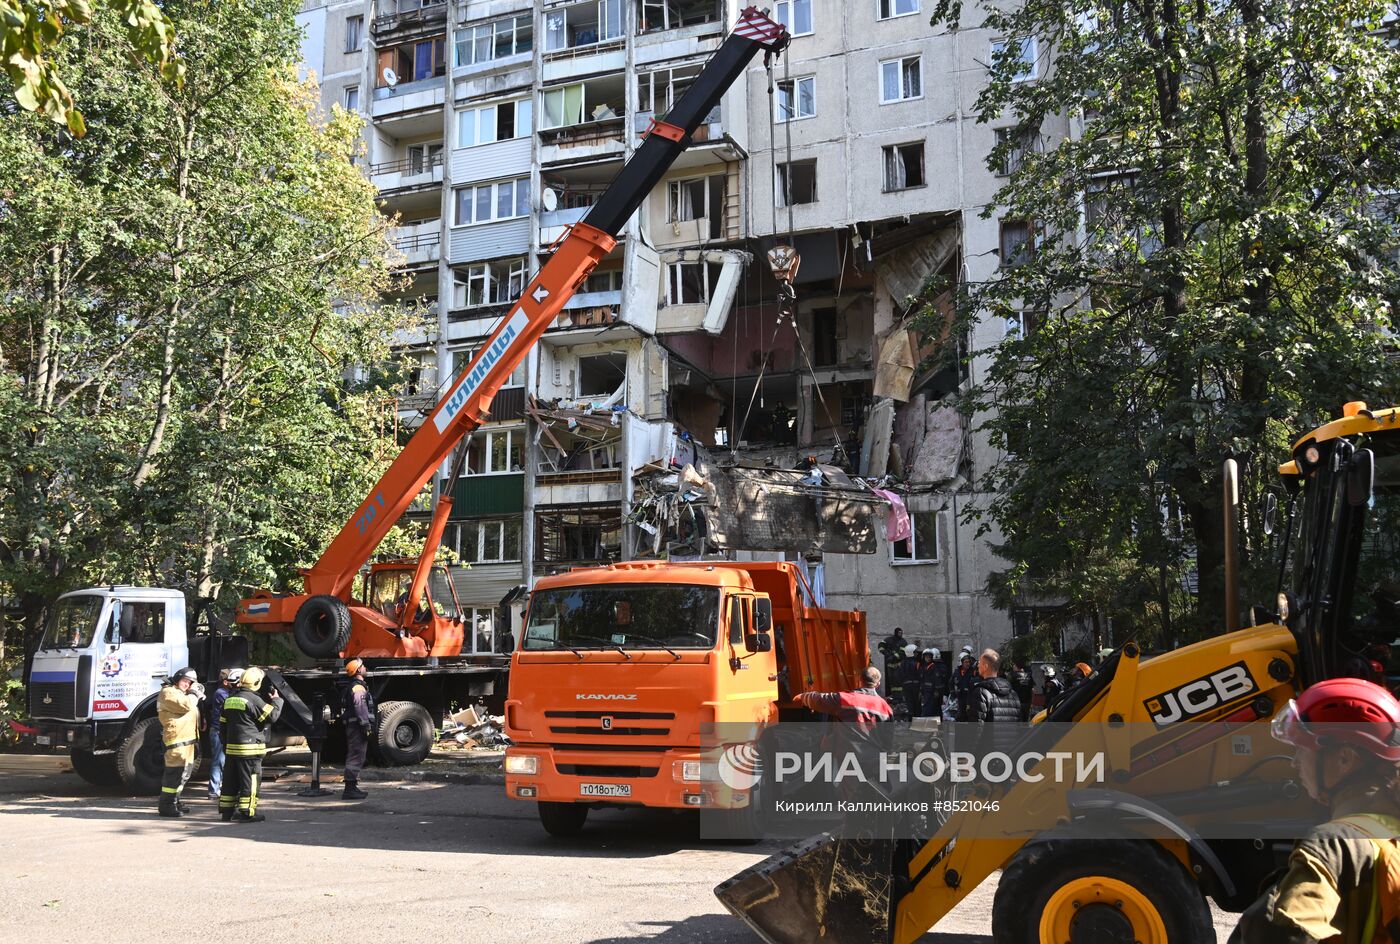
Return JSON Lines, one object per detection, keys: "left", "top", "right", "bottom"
{"left": 225, "top": 668, "right": 245, "bottom": 685}
{"left": 904, "top": 643, "right": 917, "bottom": 657}
{"left": 1043, "top": 665, "right": 1057, "bottom": 678}
{"left": 929, "top": 647, "right": 941, "bottom": 660}
{"left": 960, "top": 645, "right": 974, "bottom": 656}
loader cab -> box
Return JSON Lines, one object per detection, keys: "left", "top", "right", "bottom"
{"left": 1281, "top": 404, "right": 1400, "bottom": 684}
{"left": 363, "top": 562, "right": 463, "bottom": 625}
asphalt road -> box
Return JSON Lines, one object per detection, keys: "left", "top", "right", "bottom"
{"left": 0, "top": 754, "right": 1240, "bottom": 943}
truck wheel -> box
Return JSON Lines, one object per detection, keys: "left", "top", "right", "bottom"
{"left": 294, "top": 595, "right": 352, "bottom": 659}
{"left": 373, "top": 700, "right": 435, "bottom": 767}
{"left": 538, "top": 801, "right": 588, "bottom": 837}
{"left": 992, "top": 839, "right": 1212, "bottom": 944}
{"left": 68, "top": 748, "right": 122, "bottom": 788}
{"left": 115, "top": 717, "right": 168, "bottom": 795}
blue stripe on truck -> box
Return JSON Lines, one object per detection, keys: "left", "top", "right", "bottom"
{"left": 30, "top": 671, "right": 76, "bottom": 682}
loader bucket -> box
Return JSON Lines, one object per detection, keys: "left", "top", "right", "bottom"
{"left": 715, "top": 833, "right": 892, "bottom": 944}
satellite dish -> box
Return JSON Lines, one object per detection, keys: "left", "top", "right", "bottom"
{"left": 542, "top": 188, "right": 559, "bottom": 212}
{"left": 382, "top": 67, "right": 399, "bottom": 88}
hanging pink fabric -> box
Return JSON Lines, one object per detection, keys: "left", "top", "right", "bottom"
{"left": 873, "top": 488, "right": 911, "bottom": 542}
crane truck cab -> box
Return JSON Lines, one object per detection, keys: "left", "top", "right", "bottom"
{"left": 27, "top": 587, "right": 243, "bottom": 792}
{"left": 503, "top": 561, "right": 868, "bottom": 837}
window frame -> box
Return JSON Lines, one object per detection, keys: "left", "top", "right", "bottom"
{"left": 882, "top": 140, "right": 926, "bottom": 192}
{"left": 879, "top": 54, "right": 923, "bottom": 103}
{"left": 877, "top": 0, "right": 919, "bottom": 19}
{"left": 452, "top": 257, "right": 529, "bottom": 309}
{"left": 343, "top": 85, "right": 360, "bottom": 112}
{"left": 448, "top": 341, "right": 526, "bottom": 387}
{"left": 775, "top": 158, "right": 818, "bottom": 207}
{"left": 890, "top": 509, "right": 941, "bottom": 565}
{"left": 452, "top": 177, "right": 531, "bottom": 227}
{"left": 463, "top": 426, "right": 526, "bottom": 476}
{"left": 991, "top": 37, "right": 1039, "bottom": 82}
{"left": 994, "top": 126, "right": 1039, "bottom": 177}
{"left": 450, "top": 517, "right": 523, "bottom": 563}
{"left": 774, "top": 0, "right": 813, "bottom": 36}
{"left": 456, "top": 98, "right": 534, "bottom": 149}
{"left": 345, "top": 14, "right": 364, "bottom": 52}
{"left": 665, "top": 260, "right": 724, "bottom": 306}
{"left": 454, "top": 13, "right": 534, "bottom": 68}
{"left": 998, "top": 218, "right": 1038, "bottom": 267}
{"left": 774, "top": 75, "right": 816, "bottom": 122}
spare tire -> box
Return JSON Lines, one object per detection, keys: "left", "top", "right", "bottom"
{"left": 373, "top": 700, "right": 435, "bottom": 767}
{"left": 294, "top": 595, "right": 352, "bottom": 658}
{"left": 115, "top": 717, "right": 169, "bottom": 795}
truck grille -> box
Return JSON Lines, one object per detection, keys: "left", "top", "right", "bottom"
{"left": 29, "top": 681, "right": 76, "bottom": 719}
{"left": 557, "top": 763, "right": 660, "bottom": 778}
{"left": 549, "top": 725, "right": 670, "bottom": 736}
{"left": 544, "top": 710, "right": 675, "bottom": 720}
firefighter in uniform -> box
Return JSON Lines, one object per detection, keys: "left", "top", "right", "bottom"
{"left": 342, "top": 658, "right": 374, "bottom": 800}
{"left": 218, "top": 667, "right": 281, "bottom": 823}
{"left": 157, "top": 667, "right": 204, "bottom": 818}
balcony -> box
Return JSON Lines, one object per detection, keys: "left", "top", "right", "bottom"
{"left": 542, "top": 0, "right": 626, "bottom": 74}
{"left": 372, "top": 0, "right": 446, "bottom": 40}
{"left": 391, "top": 220, "right": 441, "bottom": 268}
{"left": 371, "top": 80, "right": 446, "bottom": 134}
{"left": 539, "top": 115, "right": 627, "bottom": 166}
{"left": 370, "top": 151, "right": 444, "bottom": 196}
{"left": 537, "top": 205, "right": 588, "bottom": 244}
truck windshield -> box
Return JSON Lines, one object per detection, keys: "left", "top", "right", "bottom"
{"left": 40, "top": 596, "right": 103, "bottom": 650}
{"left": 524, "top": 584, "right": 720, "bottom": 651}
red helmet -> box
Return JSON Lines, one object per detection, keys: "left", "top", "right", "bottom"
{"left": 1272, "top": 677, "right": 1400, "bottom": 762}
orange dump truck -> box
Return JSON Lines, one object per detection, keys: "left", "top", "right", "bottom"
{"left": 503, "top": 561, "right": 869, "bottom": 836}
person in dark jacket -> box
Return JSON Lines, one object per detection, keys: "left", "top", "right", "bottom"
{"left": 1007, "top": 660, "right": 1034, "bottom": 722}
{"left": 878, "top": 628, "right": 906, "bottom": 693}
{"left": 952, "top": 647, "right": 979, "bottom": 721}
{"left": 1042, "top": 664, "right": 1066, "bottom": 708}
{"left": 920, "top": 648, "right": 948, "bottom": 719}
{"left": 218, "top": 667, "right": 282, "bottom": 823}
{"left": 898, "top": 644, "right": 923, "bottom": 718}
{"left": 342, "top": 659, "right": 375, "bottom": 800}
{"left": 797, "top": 666, "right": 894, "bottom": 805}
{"left": 206, "top": 668, "right": 242, "bottom": 801}
{"left": 965, "top": 650, "right": 1024, "bottom": 764}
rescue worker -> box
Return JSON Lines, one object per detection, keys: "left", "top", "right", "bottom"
{"left": 796, "top": 665, "right": 895, "bottom": 805}
{"left": 920, "top": 648, "right": 949, "bottom": 719}
{"left": 1042, "top": 664, "right": 1065, "bottom": 707}
{"left": 899, "top": 643, "right": 922, "bottom": 719}
{"left": 342, "top": 659, "right": 374, "bottom": 800}
{"left": 1070, "top": 661, "right": 1093, "bottom": 688}
{"left": 953, "top": 647, "right": 979, "bottom": 721}
{"left": 206, "top": 668, "right": 242, "bottom": 801}
{"left": 1231, "top": 677, "right": 1400, "bottom": 943}
{"left": 218, "top": 667, "right": 281, "bottom": 823}
{"left": 157, "top": 667, "right": 204, "bottom": 818}
{"left": 1007, "top": 660, "right": 1034, "bottom": 721}
{"left": 878, "top": 628, "right": 907, "bottom": 693}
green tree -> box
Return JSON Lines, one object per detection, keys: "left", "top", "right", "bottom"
{"left": 927, "top": 0, "right": 1400, "bottom": 642}
{"left": 0, "top": 0, "right": 414, "bottom": 661}
{"left": 1, "top": 0, "right": 180, "bottom": 134}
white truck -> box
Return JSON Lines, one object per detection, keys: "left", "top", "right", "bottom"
{"left": 27, "top": 585, "right": 507, "bottom": 792}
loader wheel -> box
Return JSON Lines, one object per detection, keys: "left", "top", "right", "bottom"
{"left": 992, "top": 840, "right": 1210, "bottom": 944}
{"left": 294, "top": 595, "right": 352, "bottom": 658}
{"left": 115, "top": 717, "right": 169, "bottom": 795}
{"left": 538, "top": 801, "right": 588, "bottom": 837}
{"left": 373, "top": 700, "right": 435, "bottom": 767}
{"left": 68, "top": 748, "right": 122, "bottom": 788}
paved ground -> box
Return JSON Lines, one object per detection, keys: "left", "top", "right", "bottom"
{"left": 0, "top": 754, "right": 1240, "bottom": 943}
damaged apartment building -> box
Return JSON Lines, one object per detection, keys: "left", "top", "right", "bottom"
{"left": 294, "top": 0, "right": 1061, "bottom": 654}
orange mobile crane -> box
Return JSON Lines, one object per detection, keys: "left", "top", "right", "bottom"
{"left": 236, "top": 8, "right": 792, "bottom": 662}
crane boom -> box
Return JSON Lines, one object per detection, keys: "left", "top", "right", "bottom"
{"left": 240, "top": 8, "right": 789, "bottom": 642}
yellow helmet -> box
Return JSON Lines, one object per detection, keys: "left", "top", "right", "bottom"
{"left": 239, "top": 667, "right": 265, "bottom": 690}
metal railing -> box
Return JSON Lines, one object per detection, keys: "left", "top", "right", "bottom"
{"left": 393, "top": 231, "right": 441, "bottom": 254}
{"left": 372, "top": 0, "right": 446, "bottom": 34}
{"left": 370, "top": 151, "right": 444, "bottom": 177}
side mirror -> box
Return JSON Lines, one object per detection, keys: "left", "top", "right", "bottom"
{"left": 1262, "top": 492, "right": 1278, "bottom": 536}
{"left": 745, "top": 631, "right": 772, "bottom": 654}
{"left": 753, "top": 598, "right": 773, "bottom": 633}
{"left": 1347, "top": 449, "right": 1375, "bottom": 507}
{"left": 108, "top": 600, "right": 123, "bottom": 647}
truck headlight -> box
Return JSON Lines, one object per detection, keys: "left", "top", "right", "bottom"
{"left": 673, "top": 760, "right": 717, "bottom": 782}
{"left": 505, "top": 754, "right": 538, "bottom": 775}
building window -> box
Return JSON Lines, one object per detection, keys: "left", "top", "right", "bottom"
{"left": 454, "top": 13, "right": 534, "bottom": 67}
{"left": 636, "top": 0, "right": 721, "bottom": 33}
{"left": 991, "top": 37, "right": 1038, "bottom": 81}
{"left": 995, "top": 127, "right": 1038, "bottom": 176}
{"left": 536, "top": 505, "right": 623, "bottom": 564}
{"left": 1002, "top": 310, "right": 1044, "bottom": 338}
{"left": 457, "top": 99, "right": 533, "bottom": 148}
{"left": 776, "top": 159, "right": 817, "bottom": 207}
{"left": 449, "top": 518, "right": 523, "bottom": 563}
{"left": 666, "top": 261, "right": 723, "bottom": 305}
{"left": 882, "top": 141, "right": 925, "bottom": 191}
{"left": 877, "top": 0, "right": 918, "bottom": 18}
{"left": 584, "top": 268, "right": 623, "bottom": 293}
{"left": 637, "top": 63, "right": 720, "bottom": 123}
{"left": 401, "top": 349, "right": 438, "bottom": 398}
{"left": 999, "top": 219, "right": 1037, "bottom": 267}
{"left": 343, "top": 85, "right": 360, "bottom": 112}
{"left": 345, "top": 14, "right": 363, "bottom": 52}
{"left": 544, "top": 0, "right": 625, "bottom": 52}
{"left": 775, "top": 76, "right": 815, "bottom": 122}
{"left": 453, "top": 178, "right": 530, "bottom": 226}
{"left": 450, "top": 343, "right": 526, "bottom": 387}
{"left": 464, "top": 427, "right": 525, "bottom": 475}
{"left": 891, "top": 510, "right": 940, "bottom": 564}
{"left": 879, "top": 54, "right": 922, "bottom": 103}
{"left": 377, "top": 38, "right": 447, "bottom": 87}
{"left": 666, "top": 174, "right": 726, "bottom": 237}
{"left": 406, "top": 142, "right": 443, "bottom": 173}
{"left": 774, "top": 0, "right": 812, "bottom": 36}
{"left": 452, "top": 257, "right": 528, "bottom": 308}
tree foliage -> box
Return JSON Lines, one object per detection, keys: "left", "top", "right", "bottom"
{"left": 927, "top": 0, "right": 1400, "bottom": 643}
{"left": 0, "top": 0, "right": 414, "bottom": 658}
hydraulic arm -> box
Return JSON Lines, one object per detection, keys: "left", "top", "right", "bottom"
{"left": 237, "top": 8, "right": 790, "bottom": 658}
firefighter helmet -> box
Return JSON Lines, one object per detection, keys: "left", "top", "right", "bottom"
{"left": 239, "top": 667, "right": 265, "bottom": 691}
{"left": 1272, "top": 677, "right": 1400, "bottom": 762}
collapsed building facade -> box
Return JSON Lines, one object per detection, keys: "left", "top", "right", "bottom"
{"left": 295, "top": 0, "right": 1068, "bottom": 656}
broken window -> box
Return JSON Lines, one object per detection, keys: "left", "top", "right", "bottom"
{"left": 406, "top": 142, "right": 444, "bottom": 174}
{"left": 377, "top": 37, "right": 447, "bottom": 86}
{"left": 583, "top": 268, "right": 624, "bottom": 294}
{"left": 994, "top": 126, "right": 1038, "bottom": 177}
{"left": 402, "top": 349, "right": 437, "bottom": 397}
{"left": 636, "top": 0, "right": 721, "bottom": 32}
{"left": 776, "top": 160, "right": 817, "bottom": 207}
{"left": 882, "top": 141, "right": 925, "bottom": 191}
{"left": 345, "top": 15, "right": 363, "bottom": 52}
{"left": 812, "top": 307, "right": 838, "bottom": 366}
{"left": 775, "top": 76, "right": 815, "bottom": 121}
{"left": 577, "top": 352, "right": 628, "bottom": 397}
{"left": 637, "top": 63, "right": 721, "bottom": 124}
{"left": 536, "top": 506, "right": 623, "bottom": 564}
{"left": 451, "top": 344, "right": 525, "bottom": 387}
{"left": 666, "top": 261, "right": 723, "bottom": 305}
{"left": 891, "top": 510, "right": 940, "bottom": 564}
{"left": 999, "top": 219, "right": 1036, "bottom": 267}
{"left": 879, "top": 55, "right": 922, "bottom": 103}
{"left": 667, "top": 174, "right": 726, "bottom": 238}
{"left": 543, "top": 0, "right": 624, "bottom": 52}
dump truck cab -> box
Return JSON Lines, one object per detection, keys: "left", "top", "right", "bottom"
{"left": 504, "top": 561, "right": 866, "bottom": 834}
